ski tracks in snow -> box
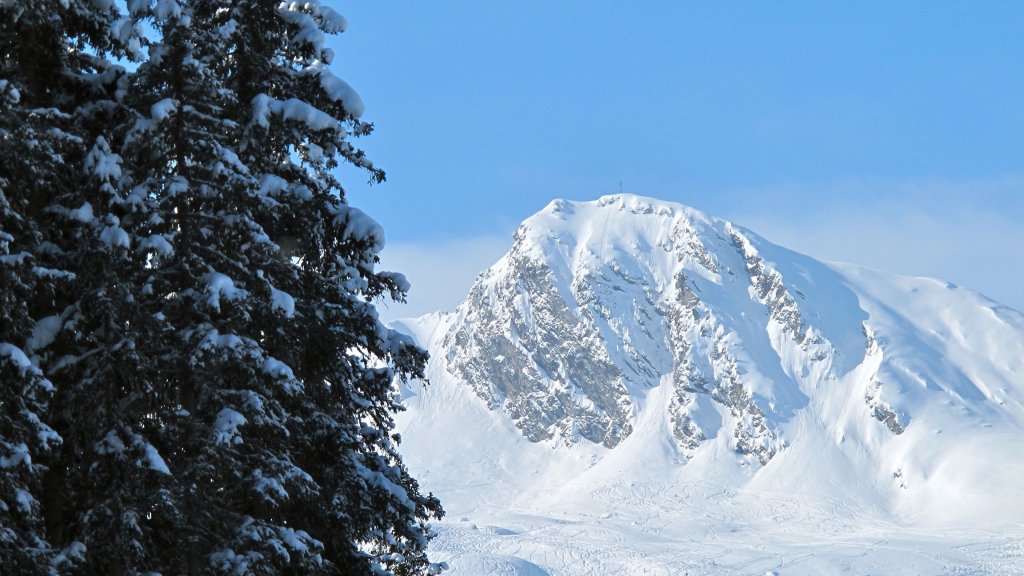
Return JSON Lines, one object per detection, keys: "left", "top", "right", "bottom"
{"left": 425, "top": 482, "right": 1024, "bottom": 575}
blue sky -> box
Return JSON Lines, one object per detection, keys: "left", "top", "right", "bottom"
{"left": 329, "top": 2, "right": 1024, "bottom": 319}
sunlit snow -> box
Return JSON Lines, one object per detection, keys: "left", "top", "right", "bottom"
{"left": 392, "top": 195, "right": 1024, "bottom": 575}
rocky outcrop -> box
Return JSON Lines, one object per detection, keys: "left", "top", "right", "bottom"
{"left": 434, "top": 194, "right": 933, "bottom": 463}
{"left": 443, "top": 251, "right": 632, "bottom": 448}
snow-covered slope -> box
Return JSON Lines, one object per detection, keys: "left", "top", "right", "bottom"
{"left": 392, "top": 194, "right": 1024, "bottom": 575}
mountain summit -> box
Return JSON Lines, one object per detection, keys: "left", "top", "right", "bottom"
{"left": 392, "top": 194, "right": 1024, "bottom": 574}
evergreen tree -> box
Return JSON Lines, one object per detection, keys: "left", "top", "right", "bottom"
{"left": 3, "top": 0, "right": 439, "bottom": 573}
{"left": 43, "top": 130, "right": 174, "bottom": 574}
{"left": 24, "top": 1, "right": 442, "bottom": 574}
{"left": 0, "top": 101, "right": 64, "bottom": 571}
{"left": 1, "top": 0, "right": 131, "bottom": 572}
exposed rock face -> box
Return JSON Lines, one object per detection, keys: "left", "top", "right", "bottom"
{"left": 443, "top": 253, "right": 632, "bottom": 447}
{"left": 861, "top": 324, "right": 906, "bottom": 435}
{"left": 432, "top": 194, "right": 979, "bottom": 463}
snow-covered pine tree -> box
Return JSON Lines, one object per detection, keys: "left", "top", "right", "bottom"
{"left": 43, "top": 133, "right": 176, "bottom": 573}
{"left": 1, "top": 1, "right": 133, "bottom": 572}
{"left": 54, "top": 1, "right": 441, "bottom": 574}
{"left": 0, "top": 93, "right": 64, "bottom": 572}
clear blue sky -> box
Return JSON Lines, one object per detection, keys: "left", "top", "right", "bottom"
{"left": 328, "top": 2, "right": 1024, "bottom": 319}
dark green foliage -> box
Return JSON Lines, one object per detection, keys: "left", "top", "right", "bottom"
{"left": 1, "top": 0, "right": 126, "bottom": 572}
{"left": 1, "top": 1, "right": 442, "bottom": 574}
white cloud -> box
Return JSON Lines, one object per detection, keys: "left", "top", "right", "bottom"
{"left": 375, "top": 234, "right": 512, "bottom": 322}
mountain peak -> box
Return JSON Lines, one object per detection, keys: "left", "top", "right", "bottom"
{"left": 522, "top": 193, "right": 715, "bottom": 242}
{"left": 508, "top": 194, "right": 726, "bottom": 293}
{"left": 540, "top": 193, "right": 704, "bottom": 218}
{"left": 397, "top": 194, "right": 1024, "bottom": 537}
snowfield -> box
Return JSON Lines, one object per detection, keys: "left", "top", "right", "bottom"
{"left": 391, "top": 195, "right": 1024, "bottom": 575}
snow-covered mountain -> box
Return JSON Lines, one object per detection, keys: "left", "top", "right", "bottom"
{"left": 392, "top": 194, "right": 1024, "bottom": 575}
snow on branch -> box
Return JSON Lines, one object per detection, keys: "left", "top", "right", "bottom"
{"left": 333, "top": 205, "right": 385, "bottom": 253}
{"left": 277, "top": 1, "right": 349, "bottom": 53}
{"left": 304, "top": 63, "right": 364, "bottom": 119}
{"left": 251, "top": 94, "right": 339, "bottom": 132}
{"left": 0, "top": 343, "right": 43, "bottom": 378}
{"left": 204, "top": 271, "right": 249, "bottom": 311}
{"left": 214, "top": 408, "right": 247, "bottom": 445}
